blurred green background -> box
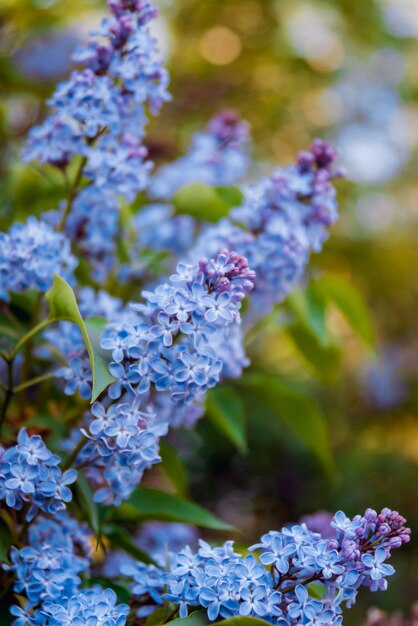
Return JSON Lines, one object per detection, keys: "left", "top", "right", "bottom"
{"left": 1, "top": 0, "right": 418, "bottom": 622}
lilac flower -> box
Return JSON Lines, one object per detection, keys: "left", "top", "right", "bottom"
{"left": 75, "top": 249, "right": 254, "bottom": 505}
{"left": 41, "top": 587, "right": 129, "bottom": 626}
{"left": 362, "top": 547, "right": 395, "bottom": 590}
{"left": 191, "top": 139, "right": 342, "bottom": 321}
{"left": 0, "top": 217, "right": 77, "bottom": 302}
{"left": 0, "top": 429, "right": 76, "bottom": 521}
{"left": 131, "top": 507, "right": 409, "bottom": 625}
{"left": 24, "top": 0, "right": 169, "bottom": 281}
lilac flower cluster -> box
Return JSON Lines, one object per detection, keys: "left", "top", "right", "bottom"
{"left": 0, "top": 428, "right": 77, "bottom": 521}
{"left": 120, "top": 508, "right": 409, "bottom": 625}
{"left": 191, "top": 139, "right": 342, "bottom": 320}
{"left": 149, "top": 110, "right": 251, "bottom": 200}
{"left": 0, "top": 217, "right": 77, "bottom": 302}
{"left": 4, "top": 511, "right": 130, "bottom": 626}
{"left": 24, "top": 0, "right": 169, "bottom": 280}
{"left": 70, "top": 249, "right": 255, "bottom": 504}
{"left": 40, "top": 587, "right": 129, "bottom": 626}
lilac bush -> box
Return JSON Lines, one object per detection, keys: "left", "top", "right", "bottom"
{"left": 0, "top": 0, "right": 410, "bottom": 624}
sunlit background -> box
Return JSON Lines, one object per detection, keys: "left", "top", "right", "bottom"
{"left": 1, "top": 0, "right": 418, "bottom": 622}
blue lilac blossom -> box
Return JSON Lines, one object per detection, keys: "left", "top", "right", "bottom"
{"left": 191, "top": 139, "right": 342, "bottom": 321}
{"left": 10, "top": 588, "right": 129, "bottom": 626}
{"left": 41, "top": 587, "right": 129, "bottom": 626}
{"left": 69, "top": 249, "right": 255, "bottom": 504}
{"left": 8, "top": 516, "right": 91, "bottom": 610}
{"left": 122, "top": 508, "right": 409, "bottom": 625}
{"left": 0, "top": 428, "right": 77, "bottom": 521}
{"left": 24, "top": 0, "right": 169, "bottom": 279}
{"left": 5, "top": 512, "right": 129, "bottom": 626}
{"left": 0, "top": 217, "right": 77, "bottom": 302}
{"left": 149, "top": 110, "right": 251, "bottom": 200}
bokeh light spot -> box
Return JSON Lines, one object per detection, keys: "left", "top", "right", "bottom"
{"left": 199, "top": 26, "right": 242, "bottom": 65}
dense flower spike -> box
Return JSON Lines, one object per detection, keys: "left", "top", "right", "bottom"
{"left": 23, "top": 0, "right": 169, "bottom": 279}
{"left": 121, "top": 508, "right": 409, "bottom": 624}
{"left": 150, "top": 110, "right": 251, "bottom": 200}
{"left": 0, "top": 217, "right": 77, "bottom": 302}
{"left": 191, "top": 139, "right": 342, "bottom": 319}
{"left": 69, "top": 249, "right": 255, "bottom": 504}
{"left": 0, "top": 428, "right": 77, "bottom": 521}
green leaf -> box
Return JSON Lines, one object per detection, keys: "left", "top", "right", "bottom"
{"left": 85, "top": 317, "right": 117, "bottom": 401}
{"left": 221, "top": 617, "right": 273, "bottom": 626}
{"left": 316, "top": 276, "right": 375, "bottom": 347}
{"left": 172, "top": 183, "right": 241, "bottom": 222}
{"left": 160, "top": 442, "right": 189, "bottom": 497}
{"left": 45, "top": 275, "right": 115, "bottom": 400}
{"left": 243, "top": 372, "right": 334, "bottom": 475}
{"left": 146, "top": 605, "right": 177, "bottom": 626}
{"left": 286, "top": 322, "right": 341, "bottom": 381}
{"left": 215, "top": 185, "right": 244, "bottom": 207}
{"left": 308, "top": 582, "right": 327, "bottom": 599}
{"left": 206, "top": 387, "right": 247, "bottom": 454}
{"left": 104, "top": 525, "right": 155, "bottom": 565}
{"left": 115, "top": 487, "right": 235, "bottom": 531}
{"left": 287, "top": 284, "right": 329, "bottom": 347}
{"left": 170, "top": 610, "right": 208, "bottom": 626}
{"left": 76, "top": 470, "right": 100, "bottom": 536}
{"left": 0, "top": 539, "right": 9, "bottom": 563}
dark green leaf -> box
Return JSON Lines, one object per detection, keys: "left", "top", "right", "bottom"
{"left": 172, "top": 183, "right": 241, "bottom": 222}
{"left": 160, "top": 442, "right": 189, "bottom": 497}
{"left": 0, "top": 539, "right": 9, "bottom": 563}
{"left": 76, "top": 470, "right": 100, "bottom": 536}
{"left": 287, "top": 284, "right": 329, "bottom": 347}
{"left": 116, "top": 487, "right": 235, "bottom": 531}
{"left": 146, "top": 605, "right": 177, "bottom": 626}
{"left": 45, "top": 276, "right": 115, "bottom": 400}
{"left": 104, "top": 524, "right": 155, "bottom": 564}
{"left": 221, "top": 617, "right": 273, "bottom": 626}
{"left": 206, "top": 387, "right": 247, "bottom": 454}
{"left": 170, "top": 610, "right": 208, "bottom": 626}
{"left": 316, "top": 276, "right": 375, "bottom": 347}
{"left": 243, "top": 372, "right": 334, "bottom": 474}
{"left": 286, "top": 322, "right": 341, "bottom": 381}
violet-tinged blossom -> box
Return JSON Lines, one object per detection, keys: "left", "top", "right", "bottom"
{"left": 24, "top": 0, "right": 169, "bottom": 279}
{"left": 0, "top": 428, "right": 77, "bottom": 521}
{"left": 0, "top": 217, "right": 77, "bottom": 302}
{"left": 70, "top": 250, "right": 255, "bottom": 504}
{"left": 149, "top": 110, "right": 251, "bottom": 200}
{"left": 191, "top": 139, "right": 342, "bottom": 322}
{"left": 149, "top": 508, "right": 409, "bottom": 624}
